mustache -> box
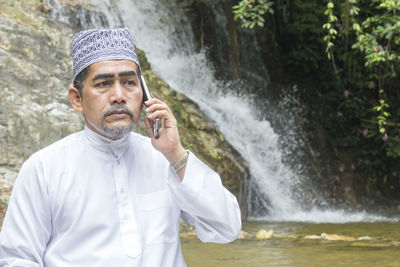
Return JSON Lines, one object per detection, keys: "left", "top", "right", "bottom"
{"left": 102, "top": 104, "right": 134, "bottom": 119}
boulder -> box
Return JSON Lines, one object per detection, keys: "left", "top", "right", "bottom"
{"left": 255, "top": 229, "right": 274, "bottom": 239}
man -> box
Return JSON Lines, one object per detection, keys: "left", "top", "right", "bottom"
{"left": 0, "top": 28, "right": 241, "bottom": 266}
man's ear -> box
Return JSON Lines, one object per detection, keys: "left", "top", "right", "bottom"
{"left": 68, "top": 87, "right": 83, "bottom": 113}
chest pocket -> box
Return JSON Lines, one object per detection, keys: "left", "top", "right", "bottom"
{"left": 136, "top": 189, "right": 179, "bottom": 245}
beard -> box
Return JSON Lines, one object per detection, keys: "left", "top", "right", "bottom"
{"left": 101, "top": 103, "right": 135, "bottom": 140}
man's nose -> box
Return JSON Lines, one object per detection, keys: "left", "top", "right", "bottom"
{"left": 110, "top": 82, "right": 127, "bottom": 104}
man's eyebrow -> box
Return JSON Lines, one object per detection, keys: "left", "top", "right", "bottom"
{"left": 118, "top": 71, "right": 138, "bottom": 77}
{"left": 92, "top": 73, "right": 115, "bottom": 81}
{"left": 92, "top": 71, "right": 138, "bottom": 82}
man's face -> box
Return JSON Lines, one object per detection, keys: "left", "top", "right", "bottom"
{"left": 79, "top": 59, "right": 143, "bottom": 139}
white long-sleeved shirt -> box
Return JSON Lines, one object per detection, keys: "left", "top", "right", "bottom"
{"left": 0, "top": 126, "right": 241, "bottom": 267}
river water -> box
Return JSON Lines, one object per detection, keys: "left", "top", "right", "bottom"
{"left": 182, "top": 221, "right": 400, "bottom": 267}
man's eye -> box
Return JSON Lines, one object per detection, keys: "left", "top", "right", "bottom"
{"left": 124, "top": 80, "right": 136, "bottom": 87}
{"left": 96, "top": 81, "right": 111, "bottom": 88}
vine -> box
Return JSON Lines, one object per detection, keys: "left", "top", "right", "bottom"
{"left": 323, "top": 1, "right": 338, "bottom": 73}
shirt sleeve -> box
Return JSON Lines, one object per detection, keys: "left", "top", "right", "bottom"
{"left": 0, "top": 154, "right": 51, "bottom": 266}
{"left": 168, "top": 152, "right": 242, "bottom": 243}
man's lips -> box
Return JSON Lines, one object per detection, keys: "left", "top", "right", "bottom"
{"left": 105, "top": 110, "right": 131, "bottom": 119}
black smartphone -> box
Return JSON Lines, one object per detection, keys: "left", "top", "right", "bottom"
{"left": 140, "top": 75, "right": 160, "bottom": 138}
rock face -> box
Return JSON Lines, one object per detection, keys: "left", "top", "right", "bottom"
{"left": 0, "top": 0, "right": 82, "bottom": 222}
{"left": 0, "top": 0, "right": 249, "bottom": 224}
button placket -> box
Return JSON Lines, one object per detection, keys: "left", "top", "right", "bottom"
{"left": 112, "top": 153, "right": 141, "bottom": 258}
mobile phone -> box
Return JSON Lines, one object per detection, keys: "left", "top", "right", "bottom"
{"left": 140, "top": 75, "right": 160, "bottom": 138}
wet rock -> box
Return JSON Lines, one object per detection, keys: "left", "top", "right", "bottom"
{"left": 273, "top": 234, "right": 298, "bottom": 240}
{"left": 180, "top": 231, "right": 197, "bottom": 238}
{"left": 357, "top": 236, "right": 372, "bottom": 241}
{"left": 321, "top": 233, "right": 356, "bottom": 241}
{"left": 286, "top": 234, "right": 298, "bottom": 239}
{"left": 256, "top": 229, "right": 274, "bottom": 239}
{"left": 237, "top": 230, "right": 249, "bottom": 240}
{"left": 392, "top": 241, "right": 400, "bottom": 247}
{"left": 304, "top": 235, "right": 322, "bottom": 240}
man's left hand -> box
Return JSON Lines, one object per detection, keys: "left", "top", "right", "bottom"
{"left": 144, "top": 98, "right": 187, "bottom": 177}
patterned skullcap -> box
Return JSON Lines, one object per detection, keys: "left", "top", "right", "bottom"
{"left": 71, "top": 28, "right": 140, "bottom": 80}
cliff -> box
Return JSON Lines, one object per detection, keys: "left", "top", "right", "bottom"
{"left": 0, "top": 0, "right": 249, "bottom": 223}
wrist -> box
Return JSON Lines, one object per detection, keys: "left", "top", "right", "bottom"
{"left": 171, "top": 150, "right": 189, "bottom": 173}
{"left": 165, "top": 145, "right": 187, "bottom": 165}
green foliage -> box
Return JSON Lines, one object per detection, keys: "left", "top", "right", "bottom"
{"left": 273, "top": 0, "right": 329, "bottom": 76}
{"left": 351, "top": 0, "right": 400, "bottom": 138}
{"left": 323, "top": 1, "right": 338, "bottom": 62}
{"left": 373, "top": 90, "right": 390, "bottom": 136}
{"left": 231, "top": 0, "right": 400, "bottom": 200}
{"left": 232, "top": 0, "right": 274, "bottom": 28}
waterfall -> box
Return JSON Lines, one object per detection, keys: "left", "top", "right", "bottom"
{"left": 47, "top": 0, "right": 397, "bottom": 223}
{"left": 116, "top": 0, "right": 303, "bottom": 219}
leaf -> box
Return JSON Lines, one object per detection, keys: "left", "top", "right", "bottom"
{"left": 329, "top": 14, "right": 337, "bottom": 22}
{"left": 377, "top": 115, "right": 386, "bottom": 121}
{"left": 323, "top": 23, "right": 331, "bottom": 29}
{"left": 352, "top": 23, "right": 361, "bottom": 32}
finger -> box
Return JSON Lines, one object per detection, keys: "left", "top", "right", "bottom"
{"left": 147, "top": 109, "right": 173, "bottom": 122}
{"left": 145, "top": 103, "right": 170, "bottom": 114}
{"left": 144, "top": 98, "right": 162, "bottom": 106}
{"left": 145, "top": 99, "right": 173, "bottom": 114}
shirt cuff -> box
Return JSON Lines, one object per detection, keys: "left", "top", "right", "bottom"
{"left": 167, "top": 151, "right": 211, "bottom": 206}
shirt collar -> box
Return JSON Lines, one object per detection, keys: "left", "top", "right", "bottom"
{"left": 84, "top": 124, "right": 131, "bottom": 159}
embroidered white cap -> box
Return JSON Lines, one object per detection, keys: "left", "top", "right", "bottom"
{"left": 71, "top": 28, "right": 140, "bottom": 80}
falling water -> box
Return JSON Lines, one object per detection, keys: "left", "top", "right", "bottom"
{"left": 47, "top": 0, "right": 398, "bottom": 223}
{"left": 116, "top": 0, "right": 302, "bottom": 218}
{"left": 47, "top": 0, "right": 122, "bottom": 28}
